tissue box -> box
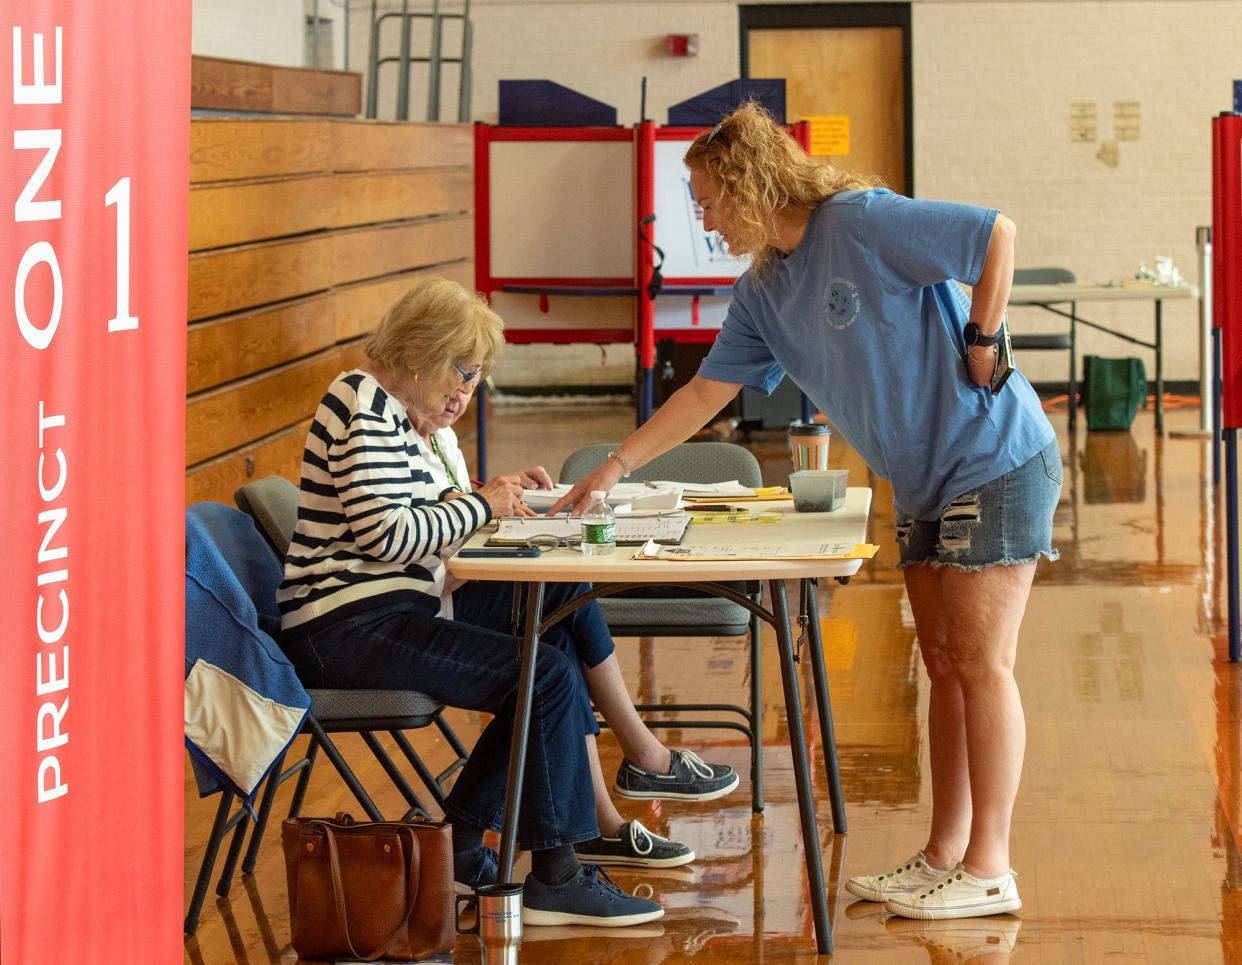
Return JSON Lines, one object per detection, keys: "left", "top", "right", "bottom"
{"left": 790, "top": 469, "right": 848, "bottom": 512}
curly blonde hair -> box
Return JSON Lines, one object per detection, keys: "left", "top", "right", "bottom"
{"left": 365, "top": 275, "right": 504, "bottom": 386}
{"left": 684, "top": 101, "right": 878, "bottom": 276}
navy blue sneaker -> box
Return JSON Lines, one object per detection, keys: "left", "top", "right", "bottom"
{"left": 453, "top": 845, "right": 499, "bottom": 896}
{"left": 522, "top": 864, "right": 665, "bottom": 927}
{"left": 574, "top": 820, "right": 695, "bottom": 868}
{"left": 613, "top": 748, "right": 739, "bottom": 802}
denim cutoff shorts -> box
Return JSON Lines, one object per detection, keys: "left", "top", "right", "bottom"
{"left": 895, "top": 440, "right": 1062, "bottom": 571}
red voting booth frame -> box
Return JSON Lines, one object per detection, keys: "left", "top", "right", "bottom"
{"left": 0, "top": 4, "right": 188, "bottom": 961}
{"left": 1212, "top": 113, "right": 1242, "bottom": 663}
{"left": 472, "top": 120, "right": 811, "bottom": 476}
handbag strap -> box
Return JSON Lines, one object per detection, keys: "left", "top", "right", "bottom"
{"left": 313, "top": 820, "right": 421, "bottom": 962}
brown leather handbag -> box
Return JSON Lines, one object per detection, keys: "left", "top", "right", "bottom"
{"left": 281, "top": 812, "right": 454, "bottom": 963}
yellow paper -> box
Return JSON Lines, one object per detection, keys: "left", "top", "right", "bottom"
{"left": 803, "top": 115, "right": 850, "bottom": 156}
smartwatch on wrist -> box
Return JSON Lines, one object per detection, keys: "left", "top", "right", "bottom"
{"left": 964, "top": 321, "right": 1005, "bottom": 348}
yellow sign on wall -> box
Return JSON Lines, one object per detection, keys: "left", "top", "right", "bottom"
{"left": 803, "top": 115, "right": 850, "bottom": 156}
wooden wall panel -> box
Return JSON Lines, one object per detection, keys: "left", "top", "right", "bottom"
{"left": 187, "top": 117, "right": 473, "bottom": 494}
{"left": 191, "top": 55, "right": 360, "bottom": 116}
{"left": 188, "top": 170, "right": 472, "bottom": 251}
{"left": 185, "top": 420, "right": 311, "bottom": 507}
{"left": 187, "top": 294, "right": 335, "bottom": 394}
{"left": 188, "top": 235, "right": 332, "bottom": 321}
{"left": 271, "top": 66, "right": 360, "bottom": 116}
{"left": 328, "top": 170, "right": 472, "bottom": 229}
{"left": 189, "top": 175, "right": 333, "bottom": 251}
{"left": 191, "top": 55, "right": 272, "bottom": 113}
{"left": 191, "top": 119, "right": 331, "bottom": 184}
{"left": 187, "top": 347, "right": 365, "bottom": 466}
{"left": 332, "top": 216, "right": 473, "bottom": 287}
{"left": 332, "top": 263, "right": 475, "bottom": 342}
{"left": 331, "top": 121, "right": 472, "bottom": 171}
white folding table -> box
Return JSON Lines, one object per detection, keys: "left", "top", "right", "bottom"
{"left": 1008, "top": 282, "right": 1198, "bottom": 432}
{"left": 447, "top": 489, "right": 874, "bottom": 955}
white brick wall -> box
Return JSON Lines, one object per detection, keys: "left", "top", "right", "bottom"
{"left": 207, "top": 0, "right": 1237, "bottom": 386}
{"left": 192, "top": 0, "right": 306, "bottom": 68}
{"left": 914, "top": 1, "right": 1233, "bottom": 383}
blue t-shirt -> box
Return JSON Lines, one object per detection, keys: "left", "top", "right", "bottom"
{"left": 699, "top": 188, "right": 1055, "bottom": 521}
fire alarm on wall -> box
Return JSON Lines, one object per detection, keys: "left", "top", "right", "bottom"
{"left": 666, "top": 34, "right": 699, "bottom": 57}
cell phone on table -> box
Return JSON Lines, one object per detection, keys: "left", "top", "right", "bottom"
{"left": 458, "top": 547, "right": 542, "bottom": 558}
{"left": 990, "top": 325, "right": 1015, "bottom": 395}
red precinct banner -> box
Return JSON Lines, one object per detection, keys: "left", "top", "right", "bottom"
{"left": 0, "top": 3, "right": 189, "bottom": 960}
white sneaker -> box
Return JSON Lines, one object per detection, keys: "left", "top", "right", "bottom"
{"left": 844, "top": 851, "right": 945, "bottom": 902}
{"left": 884, "top": 863, "right": 1021, "bottom": 920}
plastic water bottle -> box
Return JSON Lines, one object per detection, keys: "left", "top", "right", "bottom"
{"left": 580, "top": 491, "right": 616, "bottom": 556}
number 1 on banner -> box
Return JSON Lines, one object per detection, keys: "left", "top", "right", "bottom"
{"left": 105, "top": 177, "right": 138, "bottom": 332}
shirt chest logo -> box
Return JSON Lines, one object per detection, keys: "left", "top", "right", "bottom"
{"left": 825, "top": 278, "right": 861, "bottom": 330}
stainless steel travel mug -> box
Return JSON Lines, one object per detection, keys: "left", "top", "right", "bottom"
{"left": 456, "top": 882, "right": 523, "bottom": 964}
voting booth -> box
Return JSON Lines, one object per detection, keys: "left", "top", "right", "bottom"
{"left": 474, "top": 80, "right": 804, "bottom": 450}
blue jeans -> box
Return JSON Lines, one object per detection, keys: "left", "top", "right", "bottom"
{"left": 281, "top": 581, "right": 612, "bottom": 850}
{"left": 452, "top": 580, "right": 615, "bottom": 739}
{"left": 895, "top": 440, "right": 1063, "bottom": 570}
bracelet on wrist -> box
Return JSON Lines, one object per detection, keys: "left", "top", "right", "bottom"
{"left": 607, "top": 449, "right": 633, "bottom": 478}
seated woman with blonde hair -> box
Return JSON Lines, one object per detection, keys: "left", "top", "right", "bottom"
{"left": 278, "top": 276, "right": 734, "bottom": 926}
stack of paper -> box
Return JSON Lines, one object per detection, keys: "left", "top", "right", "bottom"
{"left": 633, "top": 540, "right": 879, "bottom": 561}
{"left": 521, "top": 483, "right": 682, "bottom": 513}
{"left": 651, "top": 480, "right": 756, "bottom": 499}
{"left": 490, "top": 513, "right": 691, "bottom": 547}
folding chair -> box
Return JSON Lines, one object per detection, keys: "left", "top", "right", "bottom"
{"left": 560, "top": 442, "right": 769, "bottom": 811}
{"left": 184, "top": 490, "right": 470, "bottom": 933}
{"left": 1011, "top": 266, "right": 1078, "bottom": 418}
{"left": 184, "top": 478, "right": 471, "bottom": 933}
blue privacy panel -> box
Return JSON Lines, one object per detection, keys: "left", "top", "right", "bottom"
{"left": 667, "top": 79, "right": 786, "bottom": 127}
{"left": 498, "top": 80, "right": 618, "bottom": 126}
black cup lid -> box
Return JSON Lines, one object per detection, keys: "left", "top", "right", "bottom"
{"left": 788, "top": 422, "right": 829, "bottom": 436}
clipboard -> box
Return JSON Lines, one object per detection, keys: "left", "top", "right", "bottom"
{"left": 487, "top": 513, "right": 691, "bottom": 547}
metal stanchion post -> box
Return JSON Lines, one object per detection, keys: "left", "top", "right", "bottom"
{"left": 1172, "top": 226, "right": 1214, "bottom": 441}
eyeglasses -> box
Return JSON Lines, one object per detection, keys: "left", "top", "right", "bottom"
{"left": 451, "top": 361, "right": 482, "bottom": 387}
{"left": 523, "top": 533, "right": 583, "bottom": 551}
{"left": 705, "top": 120, "right": 726, "bottom": 145}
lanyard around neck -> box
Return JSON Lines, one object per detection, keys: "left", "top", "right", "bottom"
{"left": 428, "top": 434, "right": 463, "bottom": 492}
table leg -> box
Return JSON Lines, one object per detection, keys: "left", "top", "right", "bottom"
{"left": 1069, "top": 302, "right": 1078, "bottom": 429}
{"left": 803, "top": 578, "right": 846, "bottom": 833}
{"left": 770, "top": 578, "right": 832, "bottom": 954}
{"left": 497, "top": 581, "right": 545, "bottom": 884}
{"left": 1155, "top": 299, "right": 1164, "bottom": 434}
{"left": 749, "top": 607, "right": 764, "bottom": 812}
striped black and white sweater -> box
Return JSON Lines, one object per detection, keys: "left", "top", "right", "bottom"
{"left": 278, "top": 370, "right": 492, "bottom": 634}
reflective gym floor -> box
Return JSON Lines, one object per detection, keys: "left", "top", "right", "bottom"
{"left": 184, "top": 396, "right": 1242, "bottom": 963}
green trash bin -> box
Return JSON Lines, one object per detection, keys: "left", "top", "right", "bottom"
{"left": 1081, "top": 355, "right": 1147, "bottom": 431}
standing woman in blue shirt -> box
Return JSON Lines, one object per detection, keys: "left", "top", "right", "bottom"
{"left": 553, "top": 102, "right": 1061, "bottom": 921}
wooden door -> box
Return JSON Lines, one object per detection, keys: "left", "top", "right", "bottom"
{"left": 749, "top": 27, "right": 906, "bottom": 194}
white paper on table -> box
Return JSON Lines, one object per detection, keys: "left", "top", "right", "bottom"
{"left": 491, "top": 514, "right": 691, "bottom": 546}
{"left": 634, "top": 539, "right": 858, "bottom": 561}
{"left": 521, "top": 483, "right": 682, "bottom": 512}
{"left": 649, "top": 479, "right": 756, "bottom": 499}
